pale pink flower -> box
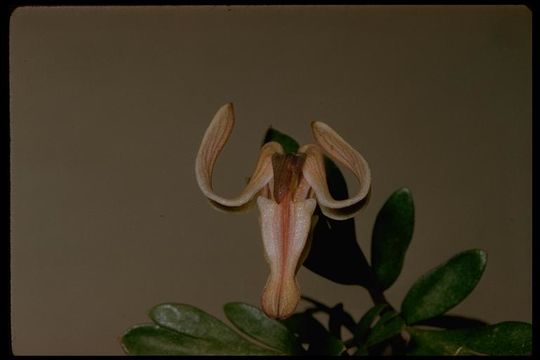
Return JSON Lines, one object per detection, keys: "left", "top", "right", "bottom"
{"left": 195, "top": 103, "right": 371, "bottom": 319}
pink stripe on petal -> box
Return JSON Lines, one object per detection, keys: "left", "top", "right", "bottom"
{"left": 195, "top": 103, "right": 283, "bottom": 210}
{"left": 258, "top": 196, "right": 317, "bottom": 319}
{"left": 301, "top": 121, "right": 371, "bottom": 220}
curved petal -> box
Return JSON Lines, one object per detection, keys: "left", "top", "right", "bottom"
{"left": 195, "top": 103, "right": 283, "bottom": 211}
{"left": 258, "top": 196, "right": 317, "bottom": 319}
{"left": 300, "top": 121, "right": 371, "bottom": 220}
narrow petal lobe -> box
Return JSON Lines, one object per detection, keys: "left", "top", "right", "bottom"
{"left": 195, "top": 103, "right": 283, "bottom": 211}
{"left": 301, "top": 122, "right": 371, "bottom": 220}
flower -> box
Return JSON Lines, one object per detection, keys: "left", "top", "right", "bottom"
{"left": 195, "top": 103, "right": 371, "bottom": 319}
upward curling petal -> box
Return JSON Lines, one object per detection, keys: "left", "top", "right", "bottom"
{"left": 195, "top": 103, "right": 283, "bottom": 211}
{"left": 301, "top": 122, "right": 371, "bottom": 220}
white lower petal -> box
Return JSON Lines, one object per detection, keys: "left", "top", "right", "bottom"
{"left": 257, "top": 196, "right": 317, "bottom": 319}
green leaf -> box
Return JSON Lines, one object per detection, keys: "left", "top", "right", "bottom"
{"left": 262, "top": 127, "right": 299, "bottom": 154}
{"left": 353, "top": 346, "right": 369, "bottom": 355}
{"left": 407, "top": 322, "right": 532, "bottom": 356}
{"left": 121, "top": 324, "right": 278, "bottom": 355}
{"left": 354, "top": 304, "right": 389, "bottom": 343}
{"left": 406, "top": 327, "right": 477, "bottom": 355}
{"left": 121, "top": 324, "right": 211, "bottom": 355}
{"left": 150, "top": 303, "right": 242, "bottom": 343}
{"left": 223, "top": 302, "right": 303, "bottom": 354}
{"left": 148, "top": 303, "right": 281, "bottom": 355}
{"left": 401, "top": 249, "right": 487, "bottom": 324}
{"left": 365, "top": 310, "right": 406, "bottom": 348}
{"left": 465, "top": 321, "right": 532, "bottom": 355}
{"left": 280, "top": 310, "right": 346, "bottom": 355}
{"left": 371, "top": 187, "right": 415, "bottom": 290}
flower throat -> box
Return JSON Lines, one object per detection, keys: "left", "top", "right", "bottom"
{"left": 271, "top": 153, "right": 307, "bottom": 204}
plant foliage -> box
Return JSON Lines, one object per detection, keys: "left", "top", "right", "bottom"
{"left": 121, "top": 127, "right": 531, "bottom": 355}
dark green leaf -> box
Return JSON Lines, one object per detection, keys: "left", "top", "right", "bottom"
{"left": 365, "top": 311, "right": 406, "bottom": 347}
{"left": 121, "top": 324, "right": 211, "bottom": 355}
{"left": 121, "top": 324, "right": 278, "bottom": 355}
{"left": 371, "top": 187, "right": 415, "bottom": 290}
{"left": 407, "top": 322, "right": 532, "bottom": 356}
{"left": 303, "top": 157, "right": 373, "bottom": 286}
{"left": 223, "top": 302, "right": 303, "bottom": 354}
{"left": 406, "top": 327, "right": 477, "bottom": 355}
{"left": 262, "top": 127, "right": 299, "bottom": 154}
{"left": 401, "top": 249, "right": 487, "bottom": 324}
{"left": 280, "top": 310, "right": 345, "bottom": 355}
{"left": 150, "top": 303, "right": 242, "bottom": 343}
{"left": 148, "top": 303, "right": 281, "bottom": 354}
{"left": 466, "top": 321, "right": 532, "bottom": 355}
{"left": 353, "top": 346, "right": 369, "bottom": 355}
{"left": 354, "top": 304, "right": 389, "bottom": 343}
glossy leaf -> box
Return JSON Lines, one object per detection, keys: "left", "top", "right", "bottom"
{"left": 263, "top": 127, "right": 299, "bottom": 154}
{"left": 263, "top": 128, "right": 373, "bottom": 287}
{"left": 407, "top": 322, "right": 532, "bottom": 356}
{"left": 371, "top": 187, "right": 414, "bottom": 290}
{"left": 466, "top": 321, "right": 532, "bottom": 355}
{"left": 401, "top": 249, "right": 487, "bottom": 324}
{"left": 150, "top": 303, "right": 243, "bottom": 343}
{"left": 223, "top": 302, "right": 304, "bottom": 354}
{"left": 121, "top": 324, "right": 278, "bottom": 355}
{"left": 121, "top": 324, "right": 213, "bottom": 355}
{"left": 148, "top": 303, "right": 281, "bottom": 355}
{"left": 365, "top": 310, "right": 406, "bottom": 347}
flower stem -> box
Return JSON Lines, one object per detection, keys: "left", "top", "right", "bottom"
{"left": 368, "top": 287, "right": 389, "bottom": 307}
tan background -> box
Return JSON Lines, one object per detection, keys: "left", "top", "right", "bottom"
{"left": 10, "top": 5, "right": 531, "bottom": 355}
